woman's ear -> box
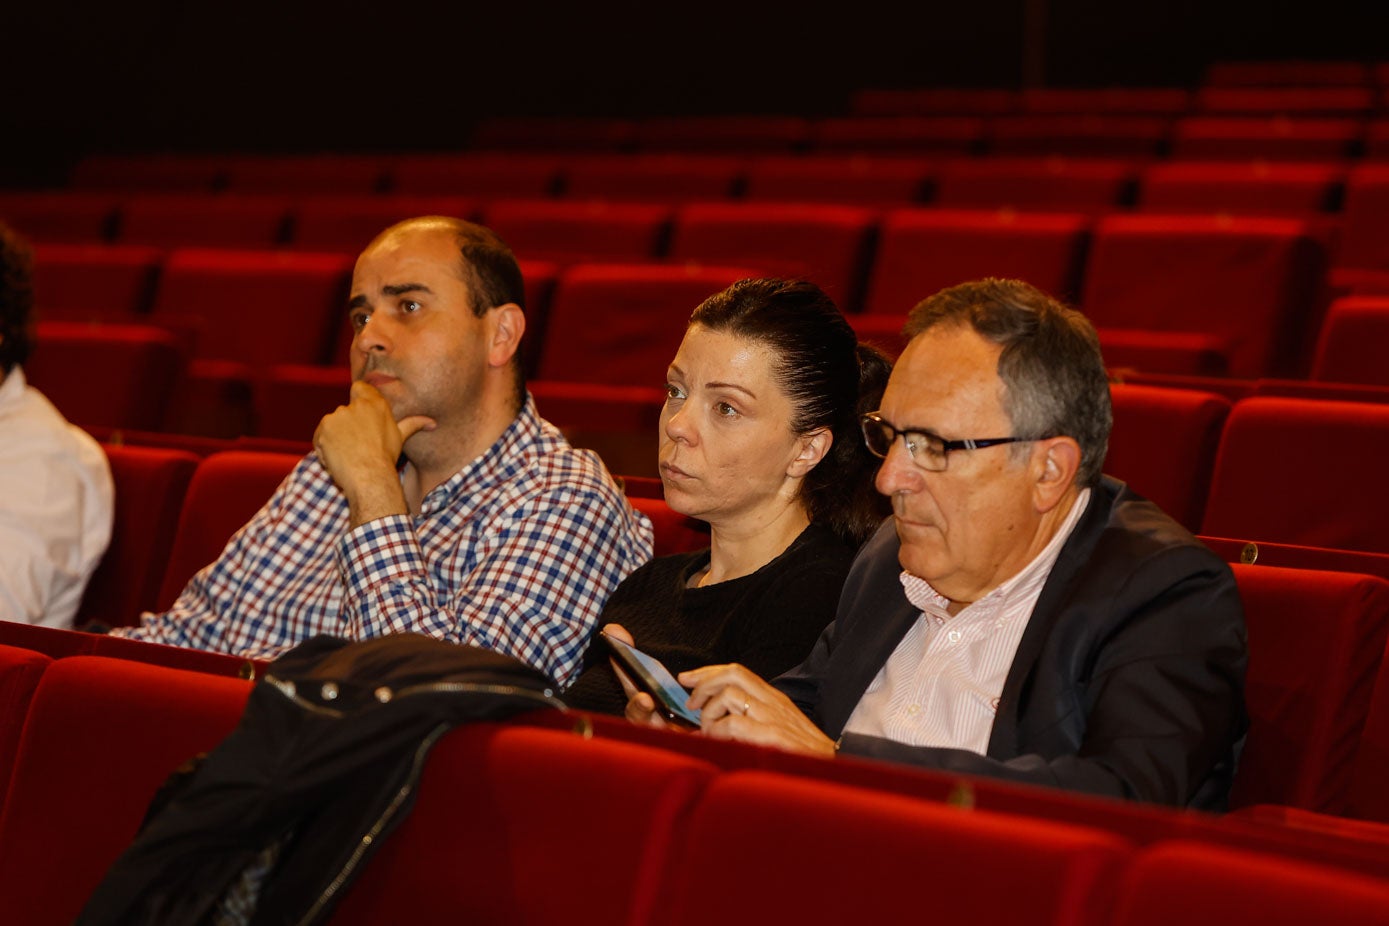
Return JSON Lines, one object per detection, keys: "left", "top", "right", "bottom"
{"left": 787, "top": 428, "right": 833, "bottom": 478}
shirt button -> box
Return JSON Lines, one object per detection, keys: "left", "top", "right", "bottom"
{"left": 947, "top": 630, "right": 962, "bottom": 643}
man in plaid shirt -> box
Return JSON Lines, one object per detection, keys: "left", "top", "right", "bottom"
{"left": 116, "top": 217, "right": 653, "bottom": 686}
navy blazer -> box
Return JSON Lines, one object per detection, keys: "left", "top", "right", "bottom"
{"left": 775, "top": 476, "right": 1248, "bottom": 810}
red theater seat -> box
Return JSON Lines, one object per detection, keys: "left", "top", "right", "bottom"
{"left": 1080, "top": 214, "right": 1327, "bottom": 378}
{"left": 288, "top": 195, "right": 479, "bottom": 252}
{"left": 31, "top": 243, "right": 164, "bottom": 320}
{"left": 659, "top": 771, "right": 1130, "bottom": 926}
{"left": 151, "top": 248, "right": 351, "bottom": 368}
{"left": 117, "top": 194, "right": 293, "bottom": 248}
{"left": 67, "top": 154, "right": 226, "bottom": 192}
{"left": 536, "top": 263, "right": 758, "bottom": 387}
{"left": 667, "top": 202, "right": 876, "bottom": 311}
{"left": 933, "top": 157, "right": 1136, "bottom": 212}
{"left": 864, "top": 208, "right": 1090, "bottom": 314}
{"left": 1137, "top": 161, "right": 1345, "bottom": 215}
{"left": 1110, "top": 841, "right": 1389, "bottom": 926}
{"left": 560, "top": 154, "right": 744, "bottom": 202}
{"left": 809, "top": 116, "right": 985, "bottom": 155}
{"left": 1230, "top": 565, "right": 1389, "bottom": 814}
{"left": 1335, "top": 164, "right": 1389, "bottom": 273}
{"left": 74, "top": 444, "right": 198, "bottom": 628}
{"left": 1107, "top": 384, "right": 1230, "bottom": 530}
{"left": 1195, "top": 86, "right": 1375, "bottom": 116}
{"left": 1170, "top": 116, "right": 1363, "bottom": 161}
{"left": 741, "top": 154, "right": 933, "bottom": 206}
{"left": 0, "top": 621, "right": 259, "bottom": 680}
{"left": 0, "top": 645, "right": 51, "bottom": 810}
{"left": 220, "top": 155, "right": 390, "bottom": 194}
{"left": 388, "top": 153, "right": 565, "bottom": 197}
{"left": 25, "top": 322, "right": 183, "bottom": 431}
{"left": 334, "top": 727, "right": 716, "bottom": 926}
{"left": 0, "top": 657, "right": 251, "bottom": 926}
{"left": 1201, "top": 397, "right": 1389, "bottom": 553}
{"left": 985, "top": 115, "right": 1171, "bottom": 158}
{"left": 0, "top": 192, "right": 121, "bottom": 243}
{"left": 253, "top": 364, "right": 348, "bottom": 442}
{"left": 1020, "top": 87, "right": 1192, "bottom": 115}
{"left": 1311, "top": 296, "right": 1389, "bottom": 386}
{"left": 156, "top": 450, "right": 302, "bottom": 610}
{"left": 478, "top": 199, "right": 672, "bottom": 264}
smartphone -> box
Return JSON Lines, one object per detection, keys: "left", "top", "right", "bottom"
{"left": 600, "top": 632, "right": 702, "bottom": 728}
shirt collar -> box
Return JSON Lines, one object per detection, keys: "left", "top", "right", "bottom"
{"left": 899, "top": 487, "right": 1092, "bottom": 617}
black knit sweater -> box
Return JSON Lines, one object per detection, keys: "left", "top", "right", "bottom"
{"left": 563, "top": 522, "right": 856, "bottom": 716}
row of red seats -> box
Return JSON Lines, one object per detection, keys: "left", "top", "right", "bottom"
{"left": 4, "top": 584, "right": 1389, "bottom": 924}
{"left": 15, "top": 207, "right": 1345, "bottom": 378}
{"left": 45, "top": 147, "right": 1389, "bottom": 207}
{"left": 22, "top": 159, "right": 1389, "bottom": 228}
{"left": 468, "top": 114, "right": 1389, "bottom": 159}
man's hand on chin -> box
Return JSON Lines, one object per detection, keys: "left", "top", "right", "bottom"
{"left": 313, "top": 380, "right": 436, "bottom": 526}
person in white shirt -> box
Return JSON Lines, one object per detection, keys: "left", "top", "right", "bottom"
{"left": 0, "top": 221, "right": 114, "bottom": 628}
{"left": 615, "top": 278, "right": 1248, "bottom": 809}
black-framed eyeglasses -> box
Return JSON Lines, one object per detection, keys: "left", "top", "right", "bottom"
{"left": 859, "top": 412, "right": 1035, "bottom": 472}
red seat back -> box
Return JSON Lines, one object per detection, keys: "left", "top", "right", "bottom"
{"left": 151, "top": 248, "right": 351, "bottom": 367}
{"left": 156, "top": 451, "right": 302, "bottom": 609}
{"left": 27, "top": 322, "right": 184, "bottom": 432}
{"left": 934, "top": 156, "right": 1136, "bottom": 212}
{"left": 1107, "top": 384, "right": 1230, "bottom": 530}
{"left": 864, "top": 208, "right": 1090, "bottom": 314}
{"left": 334, "top": 726, "right": 715, "bottom": 926}
{"left": 537, "top": 263, "right": 757, "bottom": 387}
{"left": 0, "top": 657, "right": 251, "bottom": 925}
{"left": 76, "top": 445, "right": 198, "bottom": 628}
{"left": 0, "top": 645, "right": 51, "bottom": 812}
{"left": 1230, "top": 564, "right": 1389, "bottom": 813}
{"left": 1111, "top": 841, "right": 1389, "bottom": 926}
{"left": 31, "top": 243, "right": 164, "bottom": 319}
{"left": 741, "top": 154, "right": 932, "bottom": 206}
{"left": 668, "top": 202, "right": 877, "bottom": 311}
{"left": 660, "top": 771, "right": 1130, "bottom": 926}
{"left": 1202, "top": 397, "right": 1389, "bottom": 553}
{"left": 117, "top": 193, "right": 292, "bottom": 248}
{"left": 1082, "top": 214, "right": 1327, "bottom": 378}
{"left": 1312, "top": 295, "right": 1389, "bottom": 386}
{"left": 480, "top": 199, "right": 672, "bottom": 264}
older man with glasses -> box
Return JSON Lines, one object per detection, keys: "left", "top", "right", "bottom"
{"left": 622, "top": 277, "right": 1248, "bottom": 810}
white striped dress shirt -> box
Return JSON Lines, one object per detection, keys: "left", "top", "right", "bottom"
{"left": 842, "top": 489, "right": 1091, "bottom": 755}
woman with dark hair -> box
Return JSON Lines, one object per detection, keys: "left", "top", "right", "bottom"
{"left": 563, "top": 278, "right": 891, "bottom": 716}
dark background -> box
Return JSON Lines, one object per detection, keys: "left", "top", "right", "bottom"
{"left": 5, "top": 0, "right": 1388, "bottom": 159}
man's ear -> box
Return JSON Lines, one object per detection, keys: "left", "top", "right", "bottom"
{"left": 787, "top": 428, "right": 833, "bottom": 478}
{"left": 487, "top": 304, "right": 526, "bottom": 368}
{"left": 1033, "top": 436, "right": 1082, "bottom": 512}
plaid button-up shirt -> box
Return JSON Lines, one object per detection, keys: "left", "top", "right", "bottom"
{"left": 118, "top": 397, "right": 653, "bottom": 685}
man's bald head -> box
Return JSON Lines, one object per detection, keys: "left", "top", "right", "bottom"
{"left": 365, "top": 216, "right": 525, "bottom": 319}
